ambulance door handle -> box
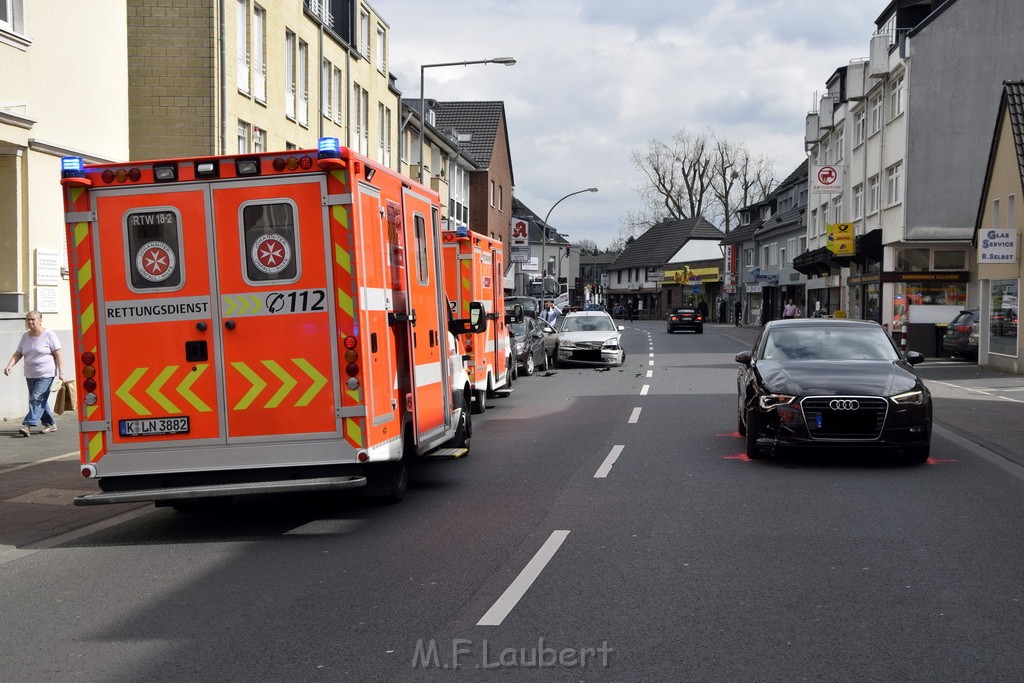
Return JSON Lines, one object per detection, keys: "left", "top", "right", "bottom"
{"left": 196, "top": 321, "right": 208, "bottom": 332}
{"left": 224, "top": 320, "right": 236, "bottom": 330}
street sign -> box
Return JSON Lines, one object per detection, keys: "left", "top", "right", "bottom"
{"left": 691, "top": 285, "right": 700, "bottom": 294}
{"left": 510, "top": 218, "right": 530, "bottom": 247}
{"left": 510, "top": 251, "right": 530, "bottom": 263}
{"left": 811, "top": 164, "right": 844, "bottom": 194}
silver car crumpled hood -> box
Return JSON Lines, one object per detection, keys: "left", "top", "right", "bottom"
{"left": 559, "top": 330, "right": 620, "bottom": 348}
{"left": 754, "top": 360, "right": 920, "bottom": 397}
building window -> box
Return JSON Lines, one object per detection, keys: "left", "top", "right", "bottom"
{"left": 853, "top": 183, "right": 864, "bottom": 219}
{"left": 237, "top": 120, "right": 251, "bottom": 153}
{"left": 868, "top": 175, "right": 880, "bottom": 214}
{"left": 377, "top": 103, "right": 385, "bottom": 163}
{"left": 1008, "top": 194, "right": 1016, "bottom": 230}
{"left": 989, "top": 279, "right": 1019, "bottom": 357}
{"left": 895, "top": 248, "right": 929, "bottom": 271}
{"left": 1, "top": 0, "right": 25, "bottom": 34}
{"left": 297, "top": 40, "right": 309, "bottom": 127}
{"left": 376, "top": 24, "right": 386, "bottom": 73}
{"left": 236, "top": 0, "right": 250, "bottom": 94}
{"left": 869, "top": 93, "right": 883, "bottom": 135}
{"left": 886, "top": 161, "right": 903, "bottom": 205}
{"left": 383, "top": 107, "right": 392, "bottom": 167}
{"left": 489, "top": 180, "right": 495, "bottom": 207}
{"left": 889, "top": 74, "right": 905, "bottom": 118}
{"left": 332, "top": 66, "right": 342, "bottom": 125}
{"left": 285, "top": 31, "right": 296, "bottom": 119}
{"left": 321, "top": 59, "right": 332, "bottom": 119}
{"left": 253, "top": 127, "right": 264, "bottom": 152}
{"left": 744, "top": 249, "right": 754, "bottom": 267}
{"left": 933, "top": 250, "right": 965, "bottom": 270}
{"left": 834, "top": 126, "right": 845, "bottom": 162}
{"left": 359, "top": 8, "right": 370, "bottom": 57}
{"left": 831, "top": 196, "right": 842, "bottom": 224}
{"left": 854, "top": 108, "right": 866, "bottom": 146}
{"left": 498, "top": 185, "right": 503, "bottom": 212}
{"left": 253, "top": 6, "right": 266, "bottom": 101}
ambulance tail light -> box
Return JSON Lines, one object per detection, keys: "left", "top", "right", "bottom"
{"left": 81, "top": 351, "right": 98, "bottom": 407}
{"left": 81, "top": 464, "right": 97, "bottom": 478}
{"left": 343, "top": 336, "right": 360, "bottom": 389}
{"left": 464, "top": 336, "right": 474, "bottom": 352}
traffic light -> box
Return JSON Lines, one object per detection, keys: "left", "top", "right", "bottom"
{"left": 564, "top": 245, "right": 571, "bottom": 257}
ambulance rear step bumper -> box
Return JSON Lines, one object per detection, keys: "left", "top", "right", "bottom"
{"left": 73, "top": 475, "right": 366, "bottom": 506}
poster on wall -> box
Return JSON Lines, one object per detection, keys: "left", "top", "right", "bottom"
{"left": 35, "top": 286, "right": 59, "bottom": 314}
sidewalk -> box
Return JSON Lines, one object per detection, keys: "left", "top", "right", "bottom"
{"left": 0, "top": 411, "right": 147, "bottom": 551}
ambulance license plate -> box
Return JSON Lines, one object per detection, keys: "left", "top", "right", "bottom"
{"left": 119, "top": 416, "right": 190, "bottom": 437}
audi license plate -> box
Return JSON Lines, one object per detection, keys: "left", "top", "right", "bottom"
{"left": 119, "top": 416, "right": 190, "bottom": 437}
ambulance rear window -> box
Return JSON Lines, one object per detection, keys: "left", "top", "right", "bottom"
{"left": 241, "top": 201, "right": 299, "bottom": 284}
{"left": 125, "top": 209, "right": 183, "bottom": 292}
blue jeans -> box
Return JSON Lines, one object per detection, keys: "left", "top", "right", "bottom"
{"left": 24, "top": 376, "right": 56, "bottom": 428}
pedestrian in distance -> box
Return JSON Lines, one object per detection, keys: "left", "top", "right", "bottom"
{"left": 734, "top": 300, "right": 742, "bottom": 326}
{"left": 697, "top": 299, "right": 709, "bottom": 320}
{"left": 4, "top": 310, "right": 67, "bottom": 437}
{"left": 719, "top": 300, "right": 727, "bottom": 324}
{"left": 627, "top": 302, "right": 636, "bottom": 322}
{"left": 782, "top": 299, "right": 799, "bottom": 319}
{"left": 540, "top": 300, "right": 559, "bottom": 325}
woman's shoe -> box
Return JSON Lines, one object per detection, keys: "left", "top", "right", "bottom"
{"left": 19, "top": 426, "right": 31, "bottom": 437}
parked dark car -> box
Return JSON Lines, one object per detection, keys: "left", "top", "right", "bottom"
{"left": 735, "top": 319, "right": 932, "bottom": 462}
{"left": 510, "top": 316, "right": 548, "bottom": 376}
{"left": 506, "top": 296, "right": 541, "bottom": 320}
{"left": 942, "top": 308, "right": 979, "bottom": 360}
{"left": 667, "top": 307, "right": 704, "bottom": 334}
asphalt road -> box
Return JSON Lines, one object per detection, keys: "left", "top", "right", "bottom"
{"left": 2, "top": 322, "right": 1024, "bottom": 681}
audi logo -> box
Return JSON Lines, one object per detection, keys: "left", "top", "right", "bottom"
{"left": 829, "top": 399, "right": 860, "bottom": 411}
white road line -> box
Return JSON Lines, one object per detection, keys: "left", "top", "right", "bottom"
{"left": 0, "top": 506, "right": 153, "bottom": 567}
{"left": 478, "top": 530, "right": 571, "bottom": 626}
{"left": 929, "top": 380, "right": 1024, "bottom": 404}
{"left": 646, "top": 370, "right": 653, "bottom": 378}
{"left": 628, "top": 407, "right": 642, "bottom": 423}
{"left": 594, "top": 445, "right": 625, "bottom": 478}
{"left": 1, "top": 451, "right": 78, "bottom": 475}
{"left": 649, "top": 353, "right": 654, "bottom": 358}
{"left": 648, "top": 360, "right": 654, "bottom": 366}
{"left": 640, "top": 384, "right": 650, "bottom": 396}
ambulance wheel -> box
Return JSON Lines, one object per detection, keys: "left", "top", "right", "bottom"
{"left": 373, "top": 448, "right": 410, "bottom": 504}
{"left": 447, "top": 396, "right": 472, "bottom": 450}
{"left": 472, "top": 387, "right": 487, "bottom": 414}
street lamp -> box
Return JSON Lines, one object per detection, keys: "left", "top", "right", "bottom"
{"left": 419, "top": 57, "right": 516, "bottom": 184}
{"left": 540, "top": 187, "right": 598, "bottom": 296}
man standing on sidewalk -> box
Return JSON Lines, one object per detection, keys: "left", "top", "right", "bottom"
{"left": 734, "top": 300, "right": 742, "bottom": 326}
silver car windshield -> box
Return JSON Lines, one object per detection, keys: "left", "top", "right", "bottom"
{"left": 762, "top": 326, "right": 899, "bottom": 361}
{"left": 562, "top": 316, "right": 615, "bottom": 333}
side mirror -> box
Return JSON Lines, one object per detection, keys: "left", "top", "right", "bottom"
{"left": 905, "top": 350, "right": 925, "bottom": 365}
{"left": 505, "top": 304, "right": 524, "bottom": 325}
{"left": 617, "top": 325, "right": 625, "bottom": 331}
{"left": 450, "top": 301, "right": 488, "bottom": 336}
{"left": 735, "top": 350, "right": 752, "bottom": 366}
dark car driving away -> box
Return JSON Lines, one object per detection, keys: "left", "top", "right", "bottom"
{"left": 735, "top": 319, "right": 932, "bottom": 462}
{"left": 942, "top": 308, "right": 979, "bottom": 360}
{"left": 667, "top": 307, "right": 704, "bottom": 334}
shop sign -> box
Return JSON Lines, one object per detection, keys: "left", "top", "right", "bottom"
{"left": 880, "top": 271, "right": 969, "bottom": 283}
{"left": 978, "top": 229, "right": 1017, "bottom": 263}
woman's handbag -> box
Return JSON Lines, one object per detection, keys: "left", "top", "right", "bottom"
{"left": 54, "top": 380, "right": 76, "bottom": 415}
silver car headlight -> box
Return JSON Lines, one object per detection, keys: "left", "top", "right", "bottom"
{"left": 559, "top": 339, "right": 576, "bottom": 349}
{"left": 602, "top": 337, "right": 620, "bottom": 349}
{"left": 516, "top": 342, "right": 525, "bottom": 354}
{"left": 891, "top": 390, "right": 925, "bottom": 406}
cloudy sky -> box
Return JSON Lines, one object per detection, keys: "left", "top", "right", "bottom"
{"left": 379, "top": 0, "right": 884, "bottom": 250}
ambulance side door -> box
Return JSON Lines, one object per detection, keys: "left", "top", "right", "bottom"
{"left": 402, "top": 188, "right": 451, "bottom": 442}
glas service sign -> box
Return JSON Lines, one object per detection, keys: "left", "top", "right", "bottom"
{"left": 812, "top": 165, "right": 844, "bottom": 194}
{"left": 978, "top": 229, "right": 1018, "bottom": 263}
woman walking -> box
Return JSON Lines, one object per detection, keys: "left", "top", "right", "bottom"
{"left": 4, "top": 311, "right": 67, "bottom": 436}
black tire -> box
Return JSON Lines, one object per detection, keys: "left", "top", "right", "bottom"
{"left": 523, "top": 353, "right": 535, "bottom": 376}
{"left": 446, "top": 396, "right": 472, "bottom": 450}
{"left": 745, "top": 409, "right": 768, "bottom": 459}
{"left": 737, "top": 395, "right": 747, "bottom": 436}
{"left": 904, "top": 445, "right": 930, "bottom": 464}
{"left": 508, "top": 360, "right": 517, "bottom": 383}
{"left": 374, "top": 432, "right": 411, "bottom": 504}
{"left": 540, "top": 351, "right": 549, "bottom": 372}
{"left": 667, "top": 327, "right": 673, "bottom": 334}
{"left": 697, "top": 327, "right": 704, "bottom": 334}
{"left": 472, "top": 387, "right": 487, "bottom": 414}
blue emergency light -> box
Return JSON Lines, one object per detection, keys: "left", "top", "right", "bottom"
{"left": 456, "top": 226, "right": 469, "bottom": 238}
{"left": 61, "top": 156, "right": 86, "bottom": 178}
{"left": 318, "top": 137, "right": 341, "bottom": 159}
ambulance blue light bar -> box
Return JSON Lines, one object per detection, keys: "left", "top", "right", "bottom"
{"left": 61, "top": 157, "right": 86, "bottom": 178}
{"left": 318, "top": 137, "right": 341, "bottom": 159}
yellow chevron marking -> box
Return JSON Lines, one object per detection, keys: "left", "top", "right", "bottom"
{"left": 293, "top": 358, "right": 327, "bottom": 407}
{"left": 176, "top": 363, "right": 211, "bottom": 412}
{"left": 337, "top": 290, "right": 354, "bottom": 319}
{"left": 116, "top": 367, "right": 150, "bottom": 415}
{"left": 232, "top": 362, "right": 267, "bottom": 410}
{"left": 223, "top": 295, "right": 237, "bottom": 316}
{"left": 70, "top": 187, "right": 84, "bottom": 203}
{"left": 81, "top": 303, "right": 95, "bottom": 335}
{"left": 345, "top": 418, "right": 363, "bottom": 447}
{"left": 78, "top": 260, "right": 92, "bottom": 288}
{"left": 74, "top": 222, "right": 89, "bottom": 247}
{"left": 145, "top": 365, "right": 180, "bottom": 413}
{"left": 345, "top": 388, "right": 360, "bottom": 403}
{"left": 247, "top": 294, "right": 263, "bottom": 314}
{"left": 87, "top": 433, "right": 104, "bottom": 462}
{"left": 334, "top": 242, "right": 351, "bottom": 273}
{"left": 263, "top": 360, "right": 297, "bottom": 408}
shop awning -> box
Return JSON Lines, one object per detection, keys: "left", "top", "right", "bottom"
{"left": 793, "top": 247, "right": 833, "bottom": 277}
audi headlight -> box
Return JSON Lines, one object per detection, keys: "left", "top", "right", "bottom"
{"left": 758, "top": 394, "right": 797, "bottom": 410}
{"left": 891, "top": 390, "right": 925, "bottom": 406}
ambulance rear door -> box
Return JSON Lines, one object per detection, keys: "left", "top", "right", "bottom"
{"left": 209, "top": 176, "right": 341, "bottom": 442}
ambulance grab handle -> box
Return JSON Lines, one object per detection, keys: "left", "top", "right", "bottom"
{"left": 224, "top": 320, "right": 236, "bottom": 330}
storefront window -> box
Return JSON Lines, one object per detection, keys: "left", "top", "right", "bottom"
{"left": 933, "top": 250, "right": 966, "bottom": 270}
{"left": 989, "top": 279, "right": 1019, "bottom": 357}
{"left": 895, "top": 248, "right": 929, "bottom": 271}
{"left": 892, "top": 282, "right": 967, "bottom": 327}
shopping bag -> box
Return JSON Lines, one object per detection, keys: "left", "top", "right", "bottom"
{"left": 54, "top": 380, "right": 76, "bottom": 415}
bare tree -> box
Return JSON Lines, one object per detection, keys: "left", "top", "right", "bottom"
{"left": 628, "top": 126, "right": 775, "bottom": 235}
{"left": 574, "top": 238, "right": 599, "bottom": 255}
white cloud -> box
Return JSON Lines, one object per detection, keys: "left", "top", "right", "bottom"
{"left": 380, "top": 0, "right": 881, "bottom": 248}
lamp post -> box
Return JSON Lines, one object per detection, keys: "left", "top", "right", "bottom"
{"left": 540, "top": 187, "right": 597, "bottom": 296}
{"left": 419, "top": 57, "right": 516, "bottom": 184}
